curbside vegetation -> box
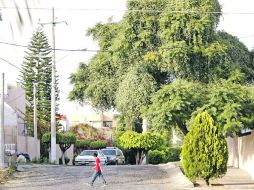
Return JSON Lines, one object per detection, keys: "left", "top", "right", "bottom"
{"left": 0, "top": 167, "right": 15, "bottom": 184}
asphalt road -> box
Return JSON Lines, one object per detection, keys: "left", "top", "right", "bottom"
{"left": 0, "top": 164, "right": 181, "bottom": 190}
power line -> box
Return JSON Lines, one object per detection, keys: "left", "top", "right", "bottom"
{"left": 0, "top": 41, "right": 101, "bottom": 52}
{"left": 239, "top": 35, "right": 254, "bottom": 39}
{"left": 1, "top": 6, "right": 254, "bottom": 15}
{"left": 0, "top": 40, "right": 189, "bottom": 53}
{"left": 0, "top": 57, "right": 21, "bottom": 70}
{"left": 0, "top": 56, "right": 69, "bottom": 97}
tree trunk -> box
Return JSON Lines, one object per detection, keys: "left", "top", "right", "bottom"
{"left": 135, "top": 151, "right": 140, "bottom": 165}
{"left": 176, "top": 120, "right": 189, "bottom": 135}
{"left": 142, "top": 118, "right": 148, "bottom": 133}
{"left": 140, "top": 150, "right": 147, "bottom": 165}
{"left": 62, "top": 151, "right": 66, "bottom": 165}
{"left": 205, "top": 178, "right": 210, "bottom": 186}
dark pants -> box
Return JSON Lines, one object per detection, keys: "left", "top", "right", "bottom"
{"left": 91, "top": 170, "right": 107, "bottom": 185}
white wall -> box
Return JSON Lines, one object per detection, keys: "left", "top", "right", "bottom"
{"left": 56, "top": 144, "right": 74, "bottom": 165}
{"left": 227, "top": 131, "right": 254, "bottom": 179}
{"left": 17, "top": 136, "right": 40, "bottom": 161}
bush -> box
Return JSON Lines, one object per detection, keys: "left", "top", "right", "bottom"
{"left": 41, "top": 132, "right": 76, "bottom": 144}
{"left": 59, "top": 157, "right": 70, "bottom": 165}
{"left": 181, "top": 111, "right": 228, "bottom": 186}
{"left": 167, "top": 147, "right": 182, "bottom": 162}
{"left": 75, "top": 140, "right": 91, "bottom": 148}
{"left": 148, "top": 150, "right": 165, "bottom": 165}
{"left": 90, "top": 140, "right": 107, "bottom": 149}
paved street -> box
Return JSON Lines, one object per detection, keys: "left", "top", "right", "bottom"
{"left": 1, "top": 165, "right": 254, "bottom": 190}
{"left": 0, "top": 165, "right": 181, "bottom": 190}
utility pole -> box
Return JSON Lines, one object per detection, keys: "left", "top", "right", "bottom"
{"left": 39, "top": 8, "right": 67, "bottom": 164}
{"left": 51, "top": 7, "right": 57, "bottom": 164}
{"left": 33, "top": 83, "right": 37, "bottom": 139}
{"left": 0, "top": 73, "right": 5, "bottom": 168}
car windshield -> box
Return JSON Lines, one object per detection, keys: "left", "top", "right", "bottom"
{"left": 102, "top": 149, "right": 116, "bottom": 155}
{"left": 80, "top": 150, "right": 97, "bottom": 156}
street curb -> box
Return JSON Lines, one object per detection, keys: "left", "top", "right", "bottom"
{"left": 159, "top": 162, "right": 194, "bottom": 188}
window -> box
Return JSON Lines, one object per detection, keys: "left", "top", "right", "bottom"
{"left": 103, "top": 121, "right": 112, "bottom": 128}
{"left": 102, "top": 149, "right": 116, "bottom": 156}
{"left": 239, "top": 128, "right": 252, "bottom": 137}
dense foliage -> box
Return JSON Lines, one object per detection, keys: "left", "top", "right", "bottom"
{"left": 90, "top": 140, "right": 107, "bottom": 149}
{"left": 146, "top": 80, "right": 206, "bottom": 135}
{"left": 147, "top": 78, "right": 254, "bottom": 136}
{"left": 69, "top": 0, "right": 254, "bottom": 129}
{"left": 182, "top": 111, "right": 228, "bottom": 186}
{"left": 148, "top": 150, "right": 165, "bottom": 165}
{"left": 115, "top": 65, "right": 157, "bottom": 128}
{"left": 69, "top": 123, "right": 101, "bottom": 140}
{"left": 167, "top": 147, "right": 182, "bottom": 162}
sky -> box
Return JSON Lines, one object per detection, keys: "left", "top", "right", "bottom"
{"left": 0, "top": 0, "right": 254, "bottom": 118}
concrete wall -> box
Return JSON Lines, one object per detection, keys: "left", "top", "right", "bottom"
{"left": 56, "top": 144, "right": 74, "bottom": 165}
{"left": 227, "top": 131, "right": 254, "bottom": 179}
{"left": 17, "top": 136, "right": 40, "bottom": 161}
{"left": 5, "top": 83, "right": 26, "bottom": 136}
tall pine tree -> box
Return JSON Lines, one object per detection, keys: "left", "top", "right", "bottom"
{"left": 20, "top": 27, "right": 59, "bottom": 138}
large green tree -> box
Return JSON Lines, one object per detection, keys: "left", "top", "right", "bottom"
{"left": 115, "top": 65, "right": 157, "bottom": 129}
{"left": 69, "top": 0, "right": 253, "bottom": 128}
{"left": 20, "top": 27, "right": 59, "bottom": 137}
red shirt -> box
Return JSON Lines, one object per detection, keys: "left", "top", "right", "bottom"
{"left": 95, "top": 157, "right": 101, "bottom": 171}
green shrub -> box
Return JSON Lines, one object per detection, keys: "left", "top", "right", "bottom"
{"left": 167, "top": 147, "right": 182, "bottom": 162}
{"left": 41, "top": 132, "right": 76, "bottom": 144}
{"left": 148, "top": 150, "right": 165, "bottom": 165}
{"left": 58, "top": 132, "right": 76, "bottom": 144}
{"left": 181, "top": 111, "right": 228, "bottom": 186}
{"left": 90, "top": 140, "right": 107, "bottom": 149}
{"left": 75, "top": 140, "right": 91, "bottom": 148}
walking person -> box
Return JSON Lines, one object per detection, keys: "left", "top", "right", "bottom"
{"left": 88, "top": 152, "right": 108, "bottom": 187}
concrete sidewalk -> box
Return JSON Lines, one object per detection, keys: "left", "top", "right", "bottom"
{"left": 215, "top": 167, "right": 254, "bottom": 189}
{"left": 192, "top": 167, "right": 254, "bottom": 190}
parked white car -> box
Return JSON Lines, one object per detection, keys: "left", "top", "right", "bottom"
{"left": 74, "top": 150, "right": 107, "bottom": 166}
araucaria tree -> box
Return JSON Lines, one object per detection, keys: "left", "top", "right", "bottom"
{"left": 20, "top": 27, "right": 59, "bottom": 137}
{"left": 181, "top": 111, "right": 228, "bottom": 186}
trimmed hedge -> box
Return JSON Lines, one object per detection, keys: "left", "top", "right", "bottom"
{"left": 148, "top": 150, "right": 165, "bottom": 165}
{"left": 90, "top": 140, "right": 107, "bottom": 149}
{"left": 75, "top": 140, "right": 91, "bottom": 148}
{"left": 75, "top": 139, "right": 107, "bottom": 149}
{"left": 41, "top": 132, "right": 76, "bottom": 144}
{"left": 167, "top": 147, "right": 182, "bottom": 162}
